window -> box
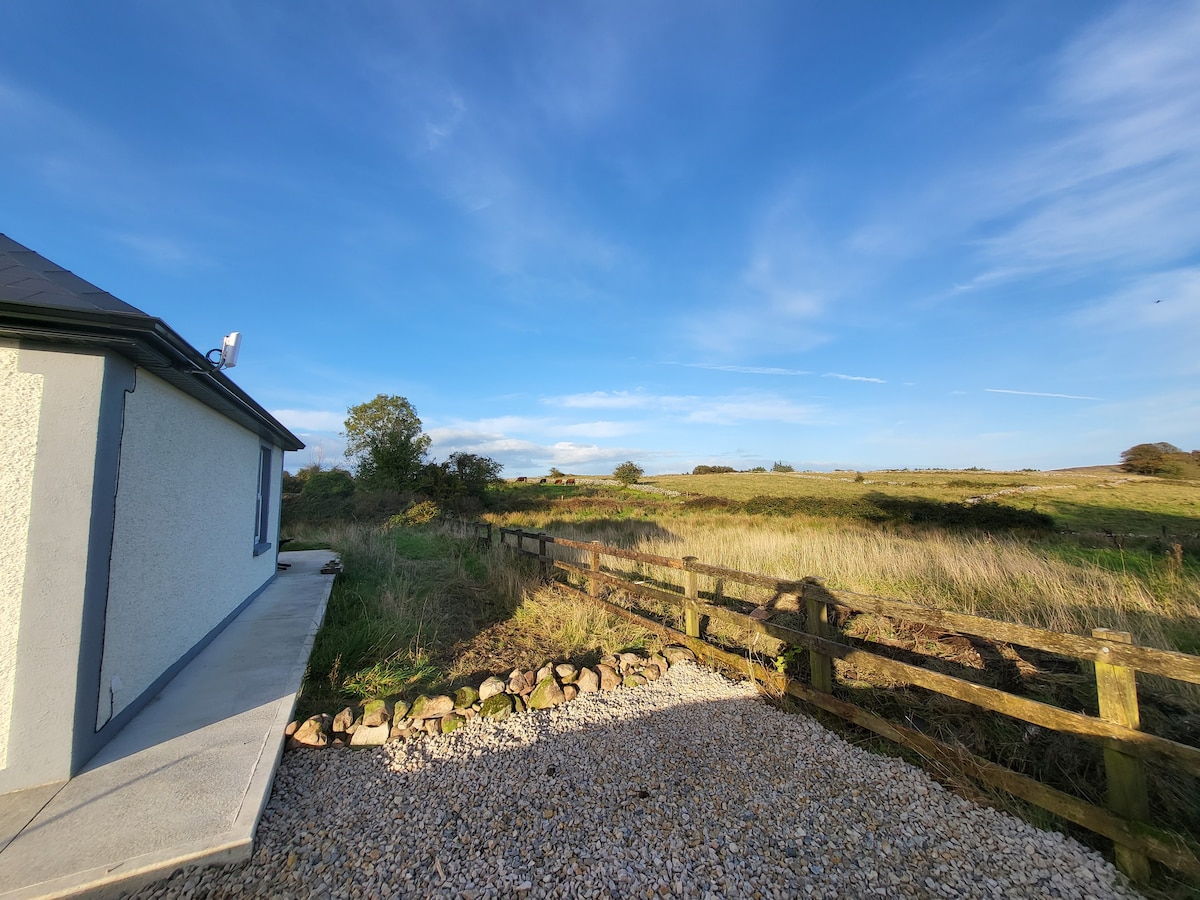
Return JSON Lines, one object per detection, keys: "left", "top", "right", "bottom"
{"left": 254, "top": 445, "right": 273, "bottom": 556}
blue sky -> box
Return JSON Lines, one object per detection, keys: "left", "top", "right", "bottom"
{"left": 3, "top": 1, "right": 1198, "bottom": 476}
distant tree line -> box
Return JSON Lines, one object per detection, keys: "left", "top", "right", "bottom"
{"left": 1119, "top": 442, "right": 1199, "bottom": 478}
{"left": 689, "top": 461, "right": 794, "bottom": 475}
{"left": 282, "top": 394, "right": 503, "bottom": 524}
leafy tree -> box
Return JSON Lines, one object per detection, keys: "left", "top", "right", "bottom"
{"left": 446, "top": 452, "right": 504, "bottom": 495}
{"left": 1120, "top": 443, "right": 1169, "bottom": 475}
{"left": 693, "top": 465, "right": 736, "bottom": 475}
{"left": 771, "top": 461, "right": 795, "bottom": 473}
{"left": 613, "top": 460, "right": 644, "bottom": 485}
{"left": 344, "top": 394, "right": 431, "bottom": 489}
{"left": 548, "top": 467, "right": 565, "bottom": 479}
{"left": 297, "top": 468, "right": 356, "bottom": 521}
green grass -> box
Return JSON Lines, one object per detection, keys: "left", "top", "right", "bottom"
{"left": 295, "top": 519, "right": 663, "bottom": 718}
{"left": 297, "top": 523, "right": 521, "bottom": 717}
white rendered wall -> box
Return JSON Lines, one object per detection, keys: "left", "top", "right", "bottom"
{"left": 0, "top": 344, "right": 44, "bottom": 769}
{"left": 99, "top": 368, "right": 280, "bottom": 726}
{"left": 0, "top": 347, "right": 106, "bottom": 792}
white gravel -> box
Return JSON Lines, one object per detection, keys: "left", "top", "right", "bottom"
{"left": 135, "top": 662, "right": 1141, "bottom": 899}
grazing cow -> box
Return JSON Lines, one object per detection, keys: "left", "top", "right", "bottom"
{"left": 566, "top": 478, "right": 576, "bottom": 484}
{"left": 539, "top": 478, "right": 547, "bottom": 484}
{"left": 554, "top": 479, "right": 563, "bottom": 484}
{"left": 517, "top": 476, "right": 527, "bottom": 482}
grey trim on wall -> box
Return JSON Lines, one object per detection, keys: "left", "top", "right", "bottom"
{"left": 82, "top": 576, "right": 274, "bottom": 760}
{"left": 71, "top": 354, "right": 135, "bottom": 773}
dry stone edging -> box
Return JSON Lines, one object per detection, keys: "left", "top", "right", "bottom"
{"left": 286, "top": 645, "right": 698, "bottom": 751}
{"left": 144, "top": 659, "right": 1142, "bottom": 900}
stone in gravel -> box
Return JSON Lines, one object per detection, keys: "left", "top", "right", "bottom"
{"left": 332, "top": 707, "right": 355, "bottom": 733}
{"left": 555, "top": 663, "right": 578, "bottom": 683}
{"left": 507, "top": 671, "right": 525, "bottom": 694}
{"left": 290, "top": 714, "right": 330, "bottom": 748}
{"left": 454, "top": 686, "right": 480, "bottom": 708}
{"left": 389, "top": 723, "right": 414, "bottom": 742}
{"left": 623, "top": 674, "right": 648, "bottom": 688}
{"left": 128, "top": 662, "right": 1142, "bottom": 900}
{"left": 597, "top": 664, "right": 621, "bottom": 690}
{"left": 391, "top": 697, "right": 410, "bottom": 720}
{"left": 563, "top": 684, "right": 579, "bottom": 702}
{"left": 479, "top": 676, "right": 506, "bottom": 701}
{"left": 480, "top": 694, "right": 514, "bottom": 720}
{"left": 600, "top": 654, "right": 619, "bottom": 669}
{"left": 576, "top": 667, "right": 600, "bottom": 693}
{"left": 662, "top": 645, "right": 695, "bottom": 664}
{"left": 362, "top": 699, "right": 390, "bottom": 728}
{"left": 409, "top": 694, "right": 454, "bottom": 720}
{"left": 648, "top": 653, "right": 669, "bottom": 673}
{"left": 529, "top": 676, "right": 566, "bottom": 710}
{"left": 441, "top": 713, "right": 466, "bottom": 734}
{"left": 619, "top": 652, "right": 644, "bottom": 673}
{"left": 512, "top": 695, "right": 526, "bottom": 713}
{"left": 284, "top": 720, "right": 299, "bottom": 737}
{"left": 536, "top": 664, "right": 554, "bottom": 683}
{"left": 642, "top": 663, "right": 662, "bottom": 681}
{"left": 349, "top": 722, "right": 389, "bottom": 747}
{"left": 523, "top": 671, "right": 537, "bottom": 691}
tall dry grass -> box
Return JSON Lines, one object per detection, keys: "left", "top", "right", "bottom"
{"left": 489, "top": 510, "right": 1200, "bottom": 659}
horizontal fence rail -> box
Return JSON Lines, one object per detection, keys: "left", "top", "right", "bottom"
{"left": 493, "top": 525, "right": 1200, "bottom": 883}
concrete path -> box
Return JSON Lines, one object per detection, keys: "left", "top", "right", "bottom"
{"left": 0, "top": 550, "right": 336, "bottom": 900}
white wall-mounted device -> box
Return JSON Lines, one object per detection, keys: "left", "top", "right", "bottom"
{"left": 206, "top": 332, "right": 242, "bottom": 370}
{"left": 219, "top": 331, "right": 242, "bottom": 369}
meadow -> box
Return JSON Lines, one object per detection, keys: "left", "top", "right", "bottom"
{"left": 289, "top": 465, "right": 1200, "bottom": 890}
{"left": 487, "top": 467, "right": 1200, "bottom": 660}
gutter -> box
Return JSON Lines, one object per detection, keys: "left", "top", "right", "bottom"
{"left": 0, "top": 302, "right": 304, "bottom": 452}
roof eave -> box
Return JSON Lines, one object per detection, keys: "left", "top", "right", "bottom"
{"left": 0, "top": 302, "right": 304, "bottom": 452}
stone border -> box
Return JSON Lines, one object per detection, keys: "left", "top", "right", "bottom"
{"left": 285, "top": 646, "right": 698, "bottom": 749}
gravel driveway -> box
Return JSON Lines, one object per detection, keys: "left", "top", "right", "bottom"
{"left": 134, "top": 663, "right": 1140, "bottom": 899}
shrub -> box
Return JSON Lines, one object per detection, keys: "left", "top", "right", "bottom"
{"left": 387, "top": 500, "right": 440, "bottom": 528}
{"left": 613, "top": 461, "right": 644, "bottom": 485}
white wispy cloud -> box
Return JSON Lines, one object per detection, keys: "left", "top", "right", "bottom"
{"left": 985, "top": 389, "right": 1100, "bottom": 401}
{"left": 545, "top": 390, "right": 660, "bottom": 410}
{"left": 670, "top": 363, "right": 813, "bottom": 376}
{"left": 683, "top": 398, "right": 817, "bottom": 426}
{"left": 969, "top": 2, "right": 1200, "bottom": 281}
{"left": 824, "top": 372, "right": 886, "bottom": 383}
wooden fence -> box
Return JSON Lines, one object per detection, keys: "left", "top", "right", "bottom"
{"left": 495, "top": 525, "right": 1200, "bottom": 883}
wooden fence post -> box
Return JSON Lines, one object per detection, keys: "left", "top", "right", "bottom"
{"left": 804, "top": 578, "right": 833, "bottom": 694}
{"left": 589, "top": 541, "right": 602, "bottom": 598}
{"left": 682, "top": 557, "right": 701, "bottom": 638}
{"left": 1093, "top": 628, "right": 1151, "bottom": 882}
{"left": 538, "top": 534, "right": 549, "bottom": 574}
{"left": 516, "top": 530, "right": 524, "bottom": 554}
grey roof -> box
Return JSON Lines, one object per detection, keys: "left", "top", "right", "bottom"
{"left": 0, "top": 233, "right": 303, "bottom": 452}
{"left": 0, "top": 234, "right": 148, "bottom": 315}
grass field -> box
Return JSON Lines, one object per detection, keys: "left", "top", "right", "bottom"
{"left": 291, "top": 467, "right": 1200, "bottom": 890}
{"left": 487, "top": 468, "right": 1200, "bottom": 656}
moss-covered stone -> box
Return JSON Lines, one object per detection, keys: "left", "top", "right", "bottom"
{"left": 362, "top": 698, "right": 390, "bottom": 727}
{"left": 409, "top": 694, "right": 454, "bottom": 720}
{"left": 480, "top": 693, "right": 514, "bottom": 720}
{"left": 528, "top": 676, "right": 566, "bottom": 710}
{"left": 454, "top": 686, "right": 480, "bottom": 708}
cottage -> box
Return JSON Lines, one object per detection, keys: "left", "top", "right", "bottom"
{"left": 0, "top": 234, "right": 303, "bottom": 794}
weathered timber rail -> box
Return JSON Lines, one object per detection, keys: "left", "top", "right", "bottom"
{"left": 495, "top": 525, "right": 1200, "bottom": 883}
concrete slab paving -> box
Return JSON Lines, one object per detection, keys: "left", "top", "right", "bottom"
{"left": 0, "top": 550, "right": 336, "bottom": 900}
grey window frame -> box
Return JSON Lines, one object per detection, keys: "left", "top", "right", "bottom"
{"left": 253, "top": 445, "right": 273, "bottom": 556}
